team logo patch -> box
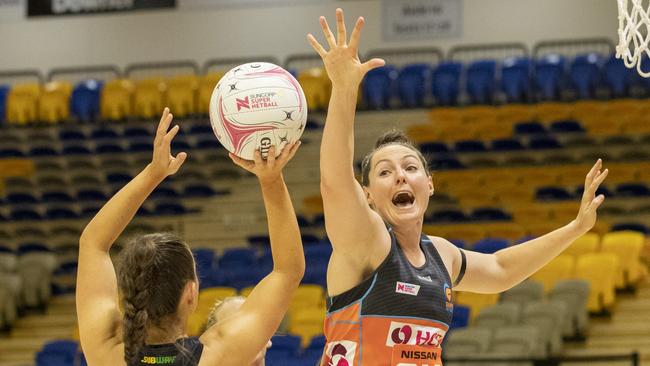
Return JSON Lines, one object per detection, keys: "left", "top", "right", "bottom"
{"left": 323, "top": 340, "right": 356, "bottom": 366}
{"left": 395, "top": 281, "right": 420, "bottom": 296}
{"left": 444, "top": 283, "right": 453, "bottom": 313}
{"left": 385, "top": 321, "right": 446, "bottom": 348}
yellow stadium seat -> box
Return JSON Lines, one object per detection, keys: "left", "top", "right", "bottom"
{"left": 166, "top": 75, "right": 199, "bottom": 118}
{"left": 482, "top": 222, "right": 527, "bottom": 241}
{"left": 556, "top": 164, "right": 591, "bottom": 185}
{"left": 288, "top": 307, "right": 326, "bottom": 346}
{"left": 455, "top": 189, "right": 498, "bottom": 209}
{"left": 435, "top": 170, "right": 482, "bottom": 191}
{"left": 525, "top": 221, "right": 565, "bottom": 237}
{"left": 436, "top": 123, "right": 478, "bottom": 142}
{"left": 7, "top": 83, "right": 41, "bottom": 125}
{"left": 38, "top": 81, "right": 73, "bottom": 124}
{"left": 520, "top": 169, "right": 560, "bottom": 187}
{"left": 198, "top": 286, "right": 238, "bottom": 310}
{"left": 429, "top": 107, "right": 463, "bottom": 126}
{"left": 187, "top": 311, "right": 207, "bottom": 336}
{"left": 510, "top": 205, "right": 551, "bottom": 223}
{"left": 497, "top": 104, "right": 534, "bottom": 125}
{"left": 289, "top": 285, "right": 326, "bottom": 313}
{"left": 621, "top": 117, "right": 650, "bottom": 135}
{"left": 575, "top": 253, "right": 619, "bottom": 312}
{"left": 585, "top": 117, "right": 624, "bottom": 137}
{"left": 454, "top": 291, "right": 499, "bottom": 321}
{"left": 471, "top": 123, "right": 512, "bottom": 141}
{"left": 198, "top": 72, "right": 224, "bottom": 115}
{"left": 571, "top": 100, "right": 607, "bottom": 121}
{"left": 548, "top": 202, "right": 580, "bottom": 223}
{"left": 600, "top": 231, "right": 645, "bottom": 288}
{"left": 134, "top": 78, "right": 167, "bottom": 119}
{"left": 564, "top": 232, "right": 600, "bottom": 258}
{"left": 406, "top": 124, "right": 438, "bottom": 144}
{"left": 302, "top": 194, "right": 324, "bottom": 216}
{"left": 533, "top": 102, "right": 572, "bottom": 123}
{"left": 531, "top": 254, "right": 574, "bottom": 292}
{"left": 603, "top": 98, "right": 647, "bottom": 119}
{"left": 424, "top": 224, "right": 485, "bottom": 245}
{"left": 495, "top": 187, "right": 535, "bottom": 208}
{"left": 100, "top": 79, "right": 134, "bottom": 120}
{"left": 477, "top": 168, "right": 523, "bottom": 187}
{"left": 604, "top": 163, "right": 638, "bottom": 185}
{"left": 239, "top": 286, "right": 254, "bottom": 298}
{"left": 298, "top": 68, "right": 330, "bottom": 111}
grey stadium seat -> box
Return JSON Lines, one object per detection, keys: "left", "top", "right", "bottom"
{"left": 500, "top": 280, "right": 544, "bottom": 306}
{"left": 549, "top": 279, "right": 590, "bottom": 338}
{"left": 521, "top": 300, "right": 567, "bottom": 355}
{"left": 474, "top": 302, "right": 522, "bottom": 329}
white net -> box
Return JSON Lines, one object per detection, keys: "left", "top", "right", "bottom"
{"left": 617, "top": 0, "right": 650, "bottom": 77}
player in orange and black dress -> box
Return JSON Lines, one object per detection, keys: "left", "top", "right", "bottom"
{"left": 307, "top": 9, "right": 608, "bottom": 366}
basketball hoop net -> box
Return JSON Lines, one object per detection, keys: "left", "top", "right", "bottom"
{"left": 617, "top": 0, "right": 650, "bottom": 77}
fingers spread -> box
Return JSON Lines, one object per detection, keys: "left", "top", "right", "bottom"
{"left": 157, "top": 109, "right": 173, "bottom": 140}
{"left": 361, "top": 58, "right": 386, "bottom": 75}
{"left": 170, "top": 152, "right": 187, "bottom": 172}
{"left": 307, "top": 34, "right": 327, "bottom": 57}
{"left": 319, "top": 16, "right": 336, "bottom": 48}
{"left": 348, "top": 17, "right": 365, "bottom": 52}
{"left": 164, "top": 125, "right": 180, "bottom": 144}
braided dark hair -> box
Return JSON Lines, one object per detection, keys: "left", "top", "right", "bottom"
{"left": 360, "top": 129, "right": 429, "bottom": 186}
{"left": 117, "top": 233, "right": 196, "bottom": 365}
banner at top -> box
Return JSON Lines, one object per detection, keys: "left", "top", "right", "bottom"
{"left": 27, "top": 0, "right": 176, "bottom": 17}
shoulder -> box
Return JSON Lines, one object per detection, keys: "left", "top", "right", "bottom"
{"left": 426, "top": 235, "right": 462, "bottom": 266}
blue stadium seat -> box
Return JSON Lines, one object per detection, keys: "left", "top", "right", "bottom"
{"left": 247, "top": 235, "right": 270, "bottom": 247}
{"left": 528, "top": 136, "right": 561, "bottom": 149}
{"left": 615, "top": 183, "right": 650, "bottom": 197}
{"left": 575, "top": 185, "right": 611, "bottom": 197}
{"left": 534, "top": 54, "right": 566, "bottom": 101}
{"left": 501, "top": 57, "right": 531, "bottom": 103}
{"left": 199, "top": 269, "right": 227, "bottom": 289}
{"left": 17, "top": 242, "right": 50, "bottom": 255}
{"left": 514, "top": 121, "right": 546, "bottom": 135}
{"left": 7, "top": 192, "right": 39, "bottom": 205}
{"left": 129, "top": 141, "right": 154, "bottom": 152}
{"left": 172, "top": 138, "right": 192, "bottom": 151}
{"left": 432, "top": 62, "right": 462, "bottom": 105}
{"left": 29, "top": 146, "right": 60, "bottom": 157}
{"left": 0, "top": 85, "right": 9, "bottom": 124}
{"left": 80, "top": 205, "right": 101, "bottom": 217}
{"left": 473, "top": 238, "right": 509, "bottom": 254}
{"left": 491, "top": 138, "right": 525, "bottom": 151}
{"left": 603, "top": 54, "right": 638, "bottom": 97}
{"left": 62, "top": 144, "right": 92, "bottom": 155}
{"left": 466, "top": 60, "right": 497, "bottom": 104}
{"left": 429, "top": 157, "right": 464, "bottom": 170}
{"left": 150, "top": 186, "right": 180, "bottom": 199}
{"left": 46, "top": 206, "right": 79, "bottom": 220}
{"left": 455, "top": 140, "right": 488, "bottom": 153}
{"left": 398, "top": 63, "right": 430, "bottom": 107}
{"left": 196, "top": 138, "right": 221, "bottom": 150}
{"left": 470, "top": 207, "right": 511, "bottom": 221}
{"left": 96, "top": 143, "right": 125, "bottom": 154}
{"left": 41, "top": 191, "right": 74, "bottom": 203}
{"left": 301, "top": 234, "right": 321, "bottom": 245}
{"left": 303, "top": 335, "right": 326, "bottom": 364}
{"left": 0, "top": 147, "right": 25, "bottom": 158}
{"left": 123, "top": 127, "right": 151, "bottom": 138}
{"left": 59, "top": 130, "right": 87, "bottom": 141}
{"left": 268, "top": 335, "right": 302, "bottom": 359}
{"left": 106, "top": 172, "right": 133, "bottom": 185}
{"left": 312, "top": 214, "right": 325, "bottom": 227}
{"left": 549, "top": 120, "right": 585, "bottom": 133}
{"left": 362, "top": 65, "right": 397, "bottom": 110}
{"left": 193, "top": 248, "right": 216, "bottom": 274}
{"left": 304, "top": 244, "right": 332, "bottom": 266}
{"left": 303, "top": 262, "right": 327, "bottom": 286}
{"left": 570, "top": 53, "right": 602, "bottom": 99}
{"left": 218, "top": 248, "right": 256, "bottom": 271}
{"left": 296, "top": 215, "right": 311, "bottom": 228}
{"left": 430, "top": 209, "right": 468, "bottom": 223}
{"left": 72, "top": 80, "right": 103, "bottom": 123}
{"left": 611, "top": 222, "right": 648, "bottom": 234}
{"left": 154, "top": 201, "right": 187, "bottom": 215}
{"left": 10, "top": 207, "right": 42, "bottom": 221}
{"left": 189, "top": 124, "right": 214, "bottom": 135}
{"left": 451, "top": 304, "right": 470, "bottom": 329}
{"left": 419, "top": 142, "right": 450, "bottom": 154}
{"left": 225, "top": 267, "right": 267, "bottom": 290}
{"left": 449, "top": 239, "right": 466, "bottom": 249}
{"left": 91, "top": 127, "right": 120, "bottom": 140}
{"left": 36, "top": 340, "right": 79, "bottom": 366}
{"left": 183, "top": 183, "right": 219, "bottom": 197}
{"left": 536, "top": 186, "right": 574, "bottom": 201}
{"left": 76, "top": 189, "right": 107, "bottom": 202}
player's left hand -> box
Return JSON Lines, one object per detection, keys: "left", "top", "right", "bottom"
{"left": 574, "top": 159, "right": 608, "bottom": 234}
{"left": 148, "top": 107, "right": 187, "bottom": 180}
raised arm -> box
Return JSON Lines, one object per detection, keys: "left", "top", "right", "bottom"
{"left": 307, "top": 9, "right": 387, "bottom": 257}
{"left": 453, "top": 160, "right": 608, "bottom": 293}
{"left": 200, "top": 143, "right": 305, "bottom": 366}
{"left": 76, "top": 108, "right": 186, "bottom": 365}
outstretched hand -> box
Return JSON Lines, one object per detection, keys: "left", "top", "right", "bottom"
{"left": 307, "top": 8, "right": 385, "bottom": 88}
{"left": 148, "top": 108, "right": 187, "bottom": 180}
{"left": 229, "top": 141, "right": 301, "bottom": 184}
{"left": 574, "top": 159, "right": 608, "bottom": 234}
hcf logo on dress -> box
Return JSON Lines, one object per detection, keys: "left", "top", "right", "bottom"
{"left": 385, "top": 321, "right": 445, "bottom": 347}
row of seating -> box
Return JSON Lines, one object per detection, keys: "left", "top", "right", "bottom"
{"left": 362, "top": 53, "right": 648, "bottom": 109}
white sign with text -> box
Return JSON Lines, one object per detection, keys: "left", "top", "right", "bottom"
{"left": 383, "top": 0, "right": 462, "bottom": 41}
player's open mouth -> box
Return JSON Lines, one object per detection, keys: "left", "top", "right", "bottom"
{"left": 392, "top": 191, "right": 415, "bottom": 208}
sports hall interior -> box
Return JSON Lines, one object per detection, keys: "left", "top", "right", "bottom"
{"left": 0, "top": 0, "right": 649, "bottom": 365}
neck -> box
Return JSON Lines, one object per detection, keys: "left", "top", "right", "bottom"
{"left": 146, "top": 320, "right": 186, "bottom": 345}
{"left": 392, "top": 220, "right": 423, "bottom": 252}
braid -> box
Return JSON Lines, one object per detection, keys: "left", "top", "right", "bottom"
{"left": 120, "top": 240, "right": 156, "bottom": 365}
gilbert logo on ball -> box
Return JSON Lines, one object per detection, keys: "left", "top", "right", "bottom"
{"left": 209, "top": 62, "right": 308, "bottom": 160}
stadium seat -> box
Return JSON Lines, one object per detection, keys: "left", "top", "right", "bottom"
{"left": 563, "top": 232, "right": 599, "bottom": 259}
{"left": 36, "top": 339, "right": 79, "bottom": 366}
{"left": 500, "top": 280, "right": 544, "bottom": 306}
{"left": 569, "top": 53, "right": 602, "bottom": 99}
{"left": 362, "top": 65, "right": 397, "bottom": 110}
{"left": 41, "top": 190, "right": 74, "bottom": 203}
{"left": 298, "top": 68, "right": 331, "bottom": 111}
{"left": 450, "top": 304, "right": 470, "bottom": 329}
{"left": 133, "top": 78, "right": 167, "bottom": 119}
{"left": 474, "top": 302, "right": 521, "bottom": 329}
{"left": 198, "top": 72, "right": 224, "bottom": 115}
{"left": 45, "top": 206, "right": 79, "bottom": 219}
{"left": 154, "top": 201, "right": 187, "bottom": 215}
{"left": 218, "top": 248, "right": 256, "bottom": 271}
{"left": 489, "top": 325, "right": 543, "bottom": 358}
{"left": 91, "top": 126, "right": 120, "bottom": 140}
{"left": 6, "top": 83, "right": 41, "bottom": 125}
{"left": 397, "top": 63, "right": 430, "bottom": 107}
{"left": 466, "top": 60, "right": 497, "bottom": 104}
{"left": 603, "top": 55, "right": 639, "bottom": 97}
{"left": 528, "top": 135, "right": 561, "bottom": 149}
{"left": 444, "top": 327, "right": 492, "bottom": 359}
{"left": 470, "top": 207, "right": 511, "bottom": 221}
{"left": 454, "top": 139, "right": 488, "bottom": 153}
{"left": 501, "top": 57, "right": 531, "bottom": 103}
{"left": 521, "top": 301, "right": 567, "bottom": 355}
{"left": 472, "top": 238, "right": 508, "bottom": 254}
{"left": 432, "top": 62, "right": 462, "bottom": 106}
{"left": 429, "top": 209, "right": 468, "bottom": 223}
{"left": 96, "top": 142, "right": 125, "bottom": 154}
{"left": 575, "top": 253, "right": 618, "bottom": 312}
{"left": 536, "top": 186, "right": 574, "bottom": 201}
{"left": 0, "top": 84, "right": 9, "bottom": 124}
{"left": 491, "top": 138, "right": 525, "bottom": 151}
{"left": 71, "top": 79, "right": 103, "bottom": 122}
{"left": 531, "top": 254, "right": 574, "bottom": 292}
{"left": 548, "top": 279, "right": 590, "bottom": 337}
{"left": 38, "top": 81, "right": 73, "bottom": 124}
{"left": 534, "top": 54, "right": 566, "bottom": 101}
{"left": 611, "top": 222, "right": 647, "bottom": 234}
{"left": 100, "top": 79, "right": 134, "bottom": 120}
{"left": 183, "top": 183, "right": 218, "bottom": 197}
{"left": 267, "top": 334, "right": 302, "bottom": 359}
{"left": 549, "top": 119, "right": 585, "bottom": 133}
{"left": 615, "top": 183, "right": 650, "bottom": 197}
{"left": 166, "top": 75, "right": 199, "bottom": 117}
{"left": 600, "top": 231, "right": 645, "bottom": 288}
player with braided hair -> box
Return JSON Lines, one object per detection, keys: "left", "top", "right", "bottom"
{"left": 76, "top": 108, "right": 305, "bottom": 366}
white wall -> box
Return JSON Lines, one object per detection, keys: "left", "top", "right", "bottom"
{"left": 0, "top": 0, "right": 619, "bottom": 73}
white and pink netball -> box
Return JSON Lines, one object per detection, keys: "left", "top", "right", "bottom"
{"left": 209, "top": 62, "right": 308, "bottom": 160}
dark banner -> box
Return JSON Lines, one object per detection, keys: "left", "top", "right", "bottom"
{"left": 27, "top": 0, "right": 175, "bottom": 17}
